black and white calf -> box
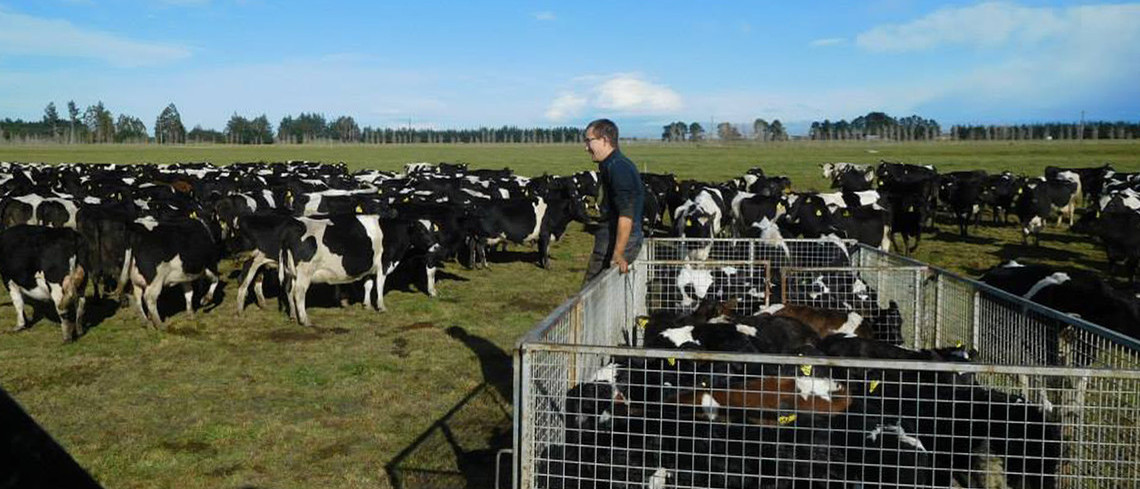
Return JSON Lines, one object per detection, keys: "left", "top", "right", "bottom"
{"left": 468, "top": 195, "right": 582, "bottom": 269}
{"left": 822, "top": 162, "right": 874, "bottom": 192}
{"left": 119, "top": 217, "right": 223, "bottom": 328}
{"left": 0, "top": 225, "right": 88, "bottom": 341}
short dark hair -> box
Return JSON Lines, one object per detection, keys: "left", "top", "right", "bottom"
{"left": 586, "top": 119, "right": 619, "bottom": 148}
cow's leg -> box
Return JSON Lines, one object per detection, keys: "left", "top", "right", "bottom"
{"left": 74, "top": 296, "right": 86, "bottom": 339}
{"left": 201, "top": 269, "right": 219, "bottom": 306}
{"left": 130, "top": 283, "right": 147, "bottom": 324}
{"left": 292, "top": 275, "right": 312, "bottom": 326}
{"left": 8, "top": 282, "right": 27, "bottom": 331}
{"left": 49, "top": 284, "right": 73, "bottom": 342}
{"left": 144, "top": 281, "right": 164, "bottom": 328}
{"left": 426, "top": 264, "right": 438, "bottom": 297}
{"left": 375, "top": 273, "right": 388, "bottom": 312}
{"left": 335, "top": 284, "right": 349, "bottom": 308}
{"left": 182, "top": 282, "right": 195, "bottom": 318}
{"left": 253, "top": 266, "right": 270, "bottom": 309}
{"left": 236, "top": 257, "right": 257, "bottom": 314}
{"left": 539, "top": 234, "right": 551, "bottom": 269}
{"left": 363, "top": 278, "right": 375, "bottom": 310}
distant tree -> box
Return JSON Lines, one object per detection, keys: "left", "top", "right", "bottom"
{"left": 43, "top": 103, "right": 60, "bottom": 140}
{"left": 717, "top": 122, "right": 742, "bottom": 140}
{"left": 689, "top": 122, "right": 704, "bottom": 141}
{"left": 66, "top": 100, "right": 80, "bottom": 144}
{"left": 155, "top": 103, "right": 186, "bottom": 144}
{"left": 331, "top": 116, "right": 361, "bottom": 142}
{"left": 82, "top": 101, "right": 114, "bottom": 143}
{"left": 753, "top": 118, "right": 770, "bottom": 142}
{"left": 114, "top": 114, "right": 147, "bottom": 143}
{"left": 768, "top": 120, "right": 787, "bottom": 141}
{"left": 188, "top": 125, "right": 225, "bottom": 143}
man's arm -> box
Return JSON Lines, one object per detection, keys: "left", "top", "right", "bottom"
{"left": 612, "top": 215, "right": 633, "bottom": 273}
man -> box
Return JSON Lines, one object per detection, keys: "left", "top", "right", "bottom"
{"left": 583, "top": 119, "right": 644, "bottom": 284}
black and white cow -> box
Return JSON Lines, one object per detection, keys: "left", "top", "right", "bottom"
{"left": 0, "top": 225, "right": 88, "bottom": 341}
{"left": 822, "top": 162, "right": 875, "bottom": 192}
{"left": 278, "top": 215, "right": 435, "bottom": 326}
{"left": 468, "top": 195, "right": 583, "bottom": 269}
{"left": 0, "top": 193, "right": 80, "bottom": 230}
{"left": 232, "top": 213, "right": 298, "bottom": 313}
{"left": 119, "top": 216, "right": 223, "bottom": 328}
{"left": 939, "top": 170, "right": 987, "bottom": 237}
{"left": 1014, "top": 178, "right": 1079, "bottom": 245}
{"left": 980, "top": 172, "right": 1020, "bottom": 225}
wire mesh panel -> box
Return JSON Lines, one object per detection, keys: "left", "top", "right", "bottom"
{"left": 781, "top": 267, "right": 924, "bottom": 346}
{"left": 520, "top": 347, "right": 1140, "bottom": 489}
{"left": 646, "top": 238, "right": 855, "bottom": 268}
{"left": 516, "top": 238, "right": 1140, "bottom": 489}
{"left": 641, "top": 260, "right": 772, "bottom": 319}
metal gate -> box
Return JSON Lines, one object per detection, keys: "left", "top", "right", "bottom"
{"left": 514, "top": 238, "right": 1140, "bottom": 489}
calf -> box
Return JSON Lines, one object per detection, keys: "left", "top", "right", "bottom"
{"left": 940, "top": 170, "right": 987, "bottom": 237}
{"left": 822, "top": 162, "right": 874, "bottom": 192}
{"left": 468, "top": 195, "right": 582, "bottom": 268}
{"left": 0, "top": 226, "right": 88, "bottom": 341}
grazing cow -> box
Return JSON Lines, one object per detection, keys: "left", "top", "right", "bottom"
{"left": 119, "top": 217, "right": 223, "bottom": 328}
{"left": 0, "top": 225, "right": 88, "bottom": 341}
{"left": 940, "top": 170, "right": 987, "bottom": 237}
{"left": 279, "top": 215, "right": 434, "bottom": 326}
{"left": 980, "top": 172, "right": 1020, "bottom": 225}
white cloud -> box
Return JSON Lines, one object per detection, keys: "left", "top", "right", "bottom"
{"left": 594, "top": 75, "right": 682, "bottom": 113}
{"left": 545, "top": 93, "right": 587, "bottom": 120}
{"left": 533, "top": 11, "right": 555, "bottom": 21}
{"left": 855, "top": 2, "right": 1116, "bottom": 52}
{"left": 810, "top": 37, "right": 845, "bottom": 47}
{"left": 544, "top": 74, "right": 682, "bottom": 121}
{"left": 0, "top": 7, "right": 191, "bottom": 67}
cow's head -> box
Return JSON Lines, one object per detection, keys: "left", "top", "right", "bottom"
{"left": 675, "top": 208, "right": 714, "bottom": 238}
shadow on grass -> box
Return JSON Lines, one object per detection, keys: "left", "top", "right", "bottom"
{"left": 0, "top": 385, "right": 103, "bottom": 488}
{"left": 989, "top": 243, "right": 1082, "bottom": 264}
{"left": 931, "top": 229, "right": 998, "bottom": 246}
{"left": 385, "top": 327, "right": 514, "bottom": 489}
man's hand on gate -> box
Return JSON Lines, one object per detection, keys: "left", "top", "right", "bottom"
{"left": 612, "top": 255, "right": 629, "bottom": 274}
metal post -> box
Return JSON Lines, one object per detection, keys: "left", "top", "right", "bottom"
{"left": 972, "top": 290, "right": 982, "bottom": 348}
{"left": 934, "top": 272, "right": 943, "bottom": 348}
{"left": 913, "top": 269, "right": 923, "bottom": 350}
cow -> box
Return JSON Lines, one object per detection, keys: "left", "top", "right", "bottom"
{"left": 1014, "top": 178, "right": 1078, "bottom": 245}
{"left": 232, "top": 213, "right": 298, "bottom": 313}
{"left": 0, "top": 225, "right": 88, "bottom": 341}
{"left": 468, "top": 194, "right": 583, "bottom": 269}
{"left": 1045, "top": 163, "right": 1112, "bottom": 202}
{"left": 822, "top": 162, "right": 874, "bottom": 192}
{"left": 1072, "top": 210, "right": 1140, "bottom": 285}
{"left": 980, "top": 172, "right": 1020, "bottom": 225}
{"left": 278, "top": 215, "right": 436, "bottom": 326}
{"left": 940, "top": 170, "right": 987, "bottom": 237}
{"left": 119, "top": 216, "right": 223, "bottom": 328}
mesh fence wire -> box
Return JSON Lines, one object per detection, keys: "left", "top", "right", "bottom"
{"left": 516, "top": 238, "right": 1140, "bottom": 489}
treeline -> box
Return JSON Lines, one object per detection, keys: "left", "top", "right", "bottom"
{"left": 809, "top": 112, "right": 941, "bottom": 141}
{"left": 0, "top": 101, "right": 588, "bottom": 145}
{"left": 948, "top": 122, "right": 1140, "bottom": 141}
{"left": 661, "top": 119, "right": 791, "bottom": 142}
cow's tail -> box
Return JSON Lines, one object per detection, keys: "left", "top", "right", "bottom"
{"left": 881, "top": 224, "right": 892, "bottom": 252}
{"left": 113, "top": 247, "right": 132, "bottom": 298}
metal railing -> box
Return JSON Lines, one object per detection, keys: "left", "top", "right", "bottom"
{"left": 514, "top": 238, "right": 1140, "bottom": 489}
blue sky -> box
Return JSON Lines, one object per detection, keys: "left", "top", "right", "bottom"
{"left": 0, "top": 0, "right": 1137, "bottom": 137}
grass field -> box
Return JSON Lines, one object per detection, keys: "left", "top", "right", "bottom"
{"left": 0, "top": 140, "right": 1138, "bottom": 488}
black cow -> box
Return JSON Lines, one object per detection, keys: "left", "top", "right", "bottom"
{"left": 0, "top": 225, "right": 88, "bottom": 341}
{"left": 940, "top": 170, "right": 987, "bottom": 237}
{"left": 822, "top": 162, "right": 874, "bottom": 192}
{"left": 980, "top": 172, "right": 1020, "bottom": 225}
{"left": 232, "top": 213, "right": 298, "bottom": 313}
{"left": 119, "top": 216, "right": 223, "bottom": 328}
{"left": 1072, "top": 210, "right": 1140, "bottom": 285}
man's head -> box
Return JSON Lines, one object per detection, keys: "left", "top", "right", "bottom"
{"left": 585, "top": 119, "right": 619, "bottom": 162}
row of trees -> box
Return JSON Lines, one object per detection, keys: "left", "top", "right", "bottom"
{"left": 808, "top": 112, "right": 942, "bottom": 141}
{"left": 948, "top": 122, "right": 1140, "bottom": 141}
{"left": 4, "top": 101, "right": 1140, "bottom": 144}
{"left": 660, "top": 119, "right": 789, "bottom": 142}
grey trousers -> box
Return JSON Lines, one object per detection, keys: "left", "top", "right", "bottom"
{"left": 583, "top": 226, "right": 643, "bottom": 286}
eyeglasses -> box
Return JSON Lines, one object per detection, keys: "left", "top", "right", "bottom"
{"left": 585, "top": 136, "right": 602, "bottom": 143}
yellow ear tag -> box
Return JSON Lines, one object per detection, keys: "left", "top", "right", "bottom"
{"left": 783, "top": 188, "right": 791, "bottom": 194}
{"left": 777, "top": 203, "right": 785, "bottom": 212}
{"left": 869, "top": 380, "right": 880, "bottom": 393}
{"left": 815, "top": 209, "right": 822, "bottom": 217}
{"left": 667, "top": 358, "right": 676, "bottom": 367}
{"left": 637, "top": 317, "right": 649, "bottom": 329}
{"left": 907, "top": 206, "right": 914, "bottom": 212}
{"left": 778, "top": 414, "right": 798, "bottom": 425}
{"left": 843, "top": 210, "right": 850, "bottom": 216}
{"left": 432, "top": 223, "right": 439, "bottom": 232}
{"left": 190, "top": 211, "right": 198, "bottom": 219}
{"left": 355, "top": 204, "right": 363, "bottom": 213}
{"left": 800, "top": 365, "right": 812, "bottom": 376}
{"left": 403, "top": 196, "right": 411, "bottom": 203}
{"left": 686, "top": 219, "right": 693, "bottom": 226}
{"left": 1018, "top": 188, "right": 1023, "bottom": 194}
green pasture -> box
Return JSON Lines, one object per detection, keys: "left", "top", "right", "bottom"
{"left": 0, "top": 140, "right": 1138, "bottom": 488}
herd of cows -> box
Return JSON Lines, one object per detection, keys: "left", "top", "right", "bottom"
{"left": 0, "top": 158, "right": 1138, "bottom": 345}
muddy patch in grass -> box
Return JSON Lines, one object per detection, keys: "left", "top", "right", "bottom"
{"left": 512, "top": 297, "right": 555, "bottom": 312}
{"left": 8, "top": 364, "right": 99, "bottom": 391}
{"left": 206, "top": 464, "right": 241, "bottom": 477}
{"left": 398, "top": 322, "right": 435, "bottom": 332}
{"left": 165, "top": 325, "right": 203, "bottom": 338}
{"left": 264, "top": 329, "right": 323, "bottom": 343}
{"left": 391, "top": 337, "right": 410, "bottom": 358}
{"left": 160, "top": 440, "right": 215, "bottom": 455}
{"left": 310, "top": 438, "right": 359, "bottom": 462}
